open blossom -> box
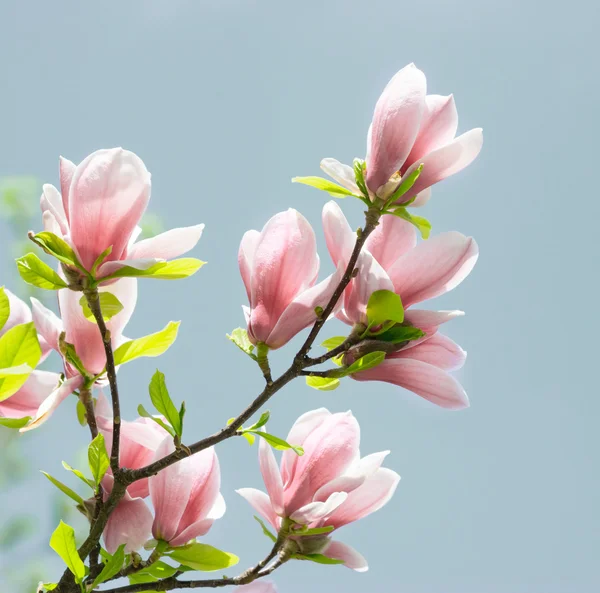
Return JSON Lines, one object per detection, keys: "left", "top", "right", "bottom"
{"left": 322, "top": 201, "right": 477, "bottom": 409}
{"left": 23, "top": 277, "right": 137, "bottom": 430}
{"left": 239, "top": 209, "right": 343, "bottom": 349}
{"left": 150, "top": 437, "right": 225, "bottom": 547}
{"left": 237, "top": 409, "right": 400, "bottom": 572}
{"left": 320, "top": 63, "right": 483, "bottom": 206}
{"left": 40, "top": 148, "right": 204, "bottom": 278}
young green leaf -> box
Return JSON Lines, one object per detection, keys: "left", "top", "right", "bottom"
{"left": 366, "top": 290, "right": 404, "bottom": 327}
{"left": 0, "top": 321, "right": 41, "bottom": 401}
{"left": 90, "top": 544, "right": 126, "bottom": 588}
{"left": 387, "top": 207, "right": 431, "bottom": 239}
{"left": 88, "top": 433, "right": 110, "bottom": 488}
{"left": 0, "top": 415, "right": 31, "bottom": 429}
{"left": 254, "top": 516, "right": 277, "bottom": 542}
{"left": 167, "top": 542, "right": 239, "bottom": 572}
{"left": 103, "top": 258, "right": 205, "bottom": 281}
{"left": 292, "top": 553, "right": 345, "bottom": 565}
{"left": 76, "top": 399, "right": 87, "bottom": 426}
{"left": 61, "top": 462, "right": 95, "bottom": 489}
{"left": 90, "top": 245, "right": 113, "bottom": 277}
{"left": 305, "top": 376, "right": 341, "bottom": 391}
{"left": 40, "top": 583, "right": 58, "bottom": 591}
{"left": 353, "top": 158, "right": 370, "bottom": 199}
{"left": 292, "top": 176, "right": 357, "bottom": 198}
{"left": 149, "top": 370, "right": 182, "bottom": 436}
{"left": 137, "top": 404, "right": 176, "bottom": 437}
{"left": 293, "top": 525, "right": 335, "bottom": 536}
{"left": 16, "top": 253, "right": 69, "bottom": 290}
{"left": 79, "top": 293, "right": 124, "bottom": 322}
{"left": 41, "top": 472, "right": 85, "bottom": 505}
{"left": 387, "top": 163, "right": 424, "bottom": 205}
{"left": 374, "top": 324, "right": 425, "bottom": 344}
{"left": 247, "top": 430, "right": 304, "bottom": 455}
{"left": 226, "top": 328, "right": 257, "bottom": 361}
{"left": 339, "top": 351, "right": 386, "bottom": 376}
{"left": 246, "top": 410, "right": 270, "bottom": 431}
{"left": 0, "top": 287, "right": 9, "bottom": 332}
{"left": 61, "top": 341, "right": 90, "bottom": 379}
{"left": 321, "top": 336, "right": 347, "bottom": 350}
{"left": 114, "top": 321, "right": 180, "bottom": 366}
{"left": 134, "top": 560, "right": 179, "bottom": 580}
{"left": 49, "top": 521, "right": 86, "bottom": 583}
{"left": 30, "top": 232, "right": 80, "bottom": 268}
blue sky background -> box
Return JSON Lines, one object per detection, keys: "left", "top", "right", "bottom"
{"left": 1, "top": 1, "right": 599, "bottom": 592}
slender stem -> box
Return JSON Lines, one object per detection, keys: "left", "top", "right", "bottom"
{"left": 79, "top": 384, "right": 98, "bottom": 439}
{"left": 83, "top": 286, "right": 122, "bottom": 475}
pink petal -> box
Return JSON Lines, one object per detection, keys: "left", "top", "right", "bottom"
{"left": 266, "top": 263, "right": 344, "bottom": 349}
{"left": 68, "top": 148, "right": 150, "bottom": 270}
{"left": 366, "top": 64, "right": 427, "bottom": 194}
{"left": 353, "top": 358, "right": 469, "bottom": 410}
{"left": 0, "top": 289, "right": 32, "bottom": 336}
{"left": 364, "top": 213, "right": 417, "bottom": 271}
{"left": 322, "top": 201, "right": 356, "bottom": 270}
{"left": 387, "top": 232, "right": 478, "bottom": 308}
{"left": 0, "top": 371, "right": 60, "bottom": 419}
{"left": 404, "top": 94, "right": 459, "bottom": 167}
{"left": 326, "top": 467, "right": 400, "bottom": 529}
{"left": 320, "top": 158, "right": 360, "bottom": 194}
{"left": 238, "top": 230, "right": 261, "bottom": 302}
{"left": 259, "top": 437, "right": 285, "bottom": 515}
{"left": 289, "top": 491, "right": 348, "bottom": 524}
{"left": 20, "top": 375, "right": 83, "bottom": 432}
{"left": 313, "top": 475, "right": 366, "bottom": 503}
{"left": 248, "top": 209, "right": 319, "bottom": 344}
{"left": 98, "top": 258, "right": 161, "bottom": 277}
{"left": 59, "top": 156, "right": 76, "bottom": 221}
{"left": 40, "top": 184, "right": 69, "bottom": 236}
{"left": 391, "top": 333, "right": 466, "bottom": 371}
{"left": 234, "top": 582, "right": 278, "bottom": 593}
{"left": 125, "top": 224, "right": 204, "bottom": 261}
{"left": 411, "top": 187, "right": 432, "bottom": 207}
{"left": 30, "top": 297, "right": 62, "bottom": 354}
{"left": 323, "top": 540, "right": 368, "bottom": 572}
{"left": 345, "top": 451, "right": 390, "bottom": 481}
{"left": 103, "top": 497, "right": 153, "bottom": 554}
{"left": 169, "top": 518, "right": 215, "bottom": 548}
{"left": 403, "top": 128, "right": 483, "bottom": 198}
{"left": 403, "top": 309, "right": 464, "bottom": 336}
{"left": 236, "top": 488, "right": 280, "bottom": 532}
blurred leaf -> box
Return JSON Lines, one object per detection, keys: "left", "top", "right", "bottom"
{"left": 0, "top": 286, "right": 9, "bottom": 331}
{"left": 139, "top": 212, "right": 164, "bottom": 239}
{"left": 0, "top": 515, "right": 35, "bottom": 548}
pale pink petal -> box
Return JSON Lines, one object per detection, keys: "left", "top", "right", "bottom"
{"left": 259, "top": 437, "right": 285, "bottom": 515}
{"left": 387, "top": 233, "right": 478, "bottom": 308}
{"left": 313, "top": 475, "right": 365, "bottom": 503}
{"left": 366, "top": 64, "right": 427, "bottom": 194}
{"left": 236, "top": 488, "right": 280, "bottom": 532}
{"left": 403, "top": 309, "right": 464, "bottom": 335}
{"left": 42, "top": 211, "right": 63, "bottom": 237}
{"left": 364, "top": 213, "right": 417, "bottom": 271}
{"left": 345, "top": 451, "right": 391, "bottom": 481}
{"left": 234, "top": 582, "right": 278, "bottom": 593}
{"left": 403, "top": 128, "right": 484, "bottom": 198}
{"left": 323, "top": 540, "right": 368, "bottom": 572}
{"left": 97, "top": 258, "right": 161, "bottom": 277}
{"left": 266, "top": 264, "right": 344, "bottom": 349}
{"left": 320, "top": 158, "right": 360, "bottom": 194}
{"left": 322, "top": 201, "right": 356, "bottom": 269}
{"left": 30, "top": 297, "right": 62, "bottom": 353}
{"left": 353, "top": 358, "right": 469, "bottom": 410}
{"left": 0, "top": 371, "right": 60, "bottom": 419}
{"left": 392, "top": 333, "right": 466, "bottom": 371}
{"left": 290, "top": 492, "right": 348, "bottom": 524}
{"left": 40, "top": 184, "right": 69, "bottom": 235}
{"left": 59, "top": 156, "right": 76, "bottom": 220}
{"left": 125, "top": 224, "right": 204, "bottom": 261}
{"left": 69, "top": 148, "right": 150, "bottom": 270}
{"left": 20, "top": 375, "right": 83, "bottom": 432}
{"left": 326, "top": 467, "right": 400, "bottom": 529}
{"left": 404, "top": 94, "right": 459, "bottom": 167}
{"left": 0, "top": 289, "right": 32, "bottom": 336}
{"left": 411, "top": 187, "right": 432, "bottom": 207}
{"left": 238, "top": 230, "right": 261, "bottom": 302}
{"left": 169, "top": 519, "right": 215, "bottom": 548}
{"left": 103, "top": 497, "right": 153, "bottom": 554}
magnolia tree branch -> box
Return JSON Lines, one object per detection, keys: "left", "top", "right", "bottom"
{"left": 79, "top": 384, "right": 99, "bottom": 440}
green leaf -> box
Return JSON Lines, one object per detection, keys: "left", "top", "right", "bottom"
{"left": 31, "top": 232, "right": 80, "bottom": 268}
{"left": 149, "top": 370, "right": 182, "bottom": 437}
{"left": 40, "top": 583, "right": 58, "bottom": 591}
{"left": 387, "top": 163, "right": 424, "bottom": 205}
{"left": 353, "top": 158, "right": 370, "bottom": 200}
{"left": 374, "top": 324, "right": 425, "bottom": 344}
{"left": 388, "top": 207, "right": 431, "bottom": 239}
{"left": 114, "top": 321, "right": 180, "bottom": 366}
{"left": 91, "top": 544, "right": 126, "bottom": 588}
{"left": 61, "top": 341, "right": 89, "bottom": 379}
{"left": 254, "top": 516, "right": 277, "bottom": 542}
{"left": 340, "top": 351, "right": 386, "bottom": 376}
{"left": 167, "top": 542, "right": 239, "bottom": 572}
{"left": 0, "top": 322, "right": 41, "bottom": 401}
{"left": 41, "top": 472, "right": 85, "bottom": 505}
{"left": 246, "top": 410, "right": 270, "bottom": 431}
{"left": 366, "top": 289, "right": 404, "bottom": 327}
{"left": 90, "top": 245, "right": 113, "bottom": 277}
{"left": 138, "top": 404, "right": 176, "bottom": 437}
{"left": 88, "top": 433, "right": 110, "bottom": 488}
{"left": 292, "top": 176, "right": 357, "bottom": 198}
{"left": 136, "top": 560, "right": 179, "bottom": 579}
{"left": 247, "top": 430, "right": 304, "bottom": 455}
{"left": 0, "top": 415, "right": 31, "bottom": 429}
{"left": 16, "top": 253, "right": 69, "bottom": 290}
{"left": 76, "top": 399, "right": 87, "bottom": 426}
{"left": 0, "top": 287, "right": 9, "bottom": 331}
{"left": 226, "top": 328, "right": 257, "bottom": 361}
{"left": 61, "top": 462, "right": 95, "bottom": 489}
{"left": 305, "top": 376, "right": 340, "bottom": 391}
{"left": 321, "top": 336, "right": 346, "bottom": 350}
{"left": 104, "top": 258, "right": 205, "bottom": 281}
{"left": 293, "top": 525, "right": 335, "bottom": 536}
{"left": 49, "top": 521, "right": 85, "bottom": 583}
{"left": 79, "top": 292, "right": 124, "bottom": 322}
{"left": 293, "top": 553, "right": 345, "bottom": 565}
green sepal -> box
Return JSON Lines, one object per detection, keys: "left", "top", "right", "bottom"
{"left": 292, "top": 553, "right": 345, "bottom": 565}
{"left": 292, "top": 525, "right": 334, "bottom": 536}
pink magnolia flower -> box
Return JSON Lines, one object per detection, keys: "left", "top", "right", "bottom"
{"left": 0, "top": 289, "right": 61, "bottom": 425}
{"left": 23, "top": 277, "right": 137, "bottom": 430}
{"left": 40, "top": 148, "right": 204, "bottom": 278}
{"left": 320, "top": 63, "right": 482, "bottom": 206}
{"left": 234, "top": 584, "right": 277, "bottom": 593}
{"left": 150, "top": 437, "right": 225, "bottom": 547}
{"left": 238, "top": 409, "right": 400, "bottom": 572}
{"left": 322, "top": 201, "right": 477, "bottom": 409}
{"left": 239, "top": 209, "right": 343, "bottom": 349}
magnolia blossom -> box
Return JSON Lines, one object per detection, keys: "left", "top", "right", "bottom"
{"left": 238, "top": 409, "right": 400, "bottom": 572}
{"left": 320, "top": 63, "right": 483, "bottom": 206}
{"left": 234, "top": 584, "right": 277, "bottom": 593}
{"left": 239, "top": 209, "right": 343, "bottom": 349}
{"left": 40, "top": 148, "right": 204, "bottom": 278}
{"left": 23, "top": 277, "right": 137, "bottom": 430}
{"left": 322, "top": 201, "right": 477, "bottom": 409}
{"left": 150, "top": 437, "right": 225, "bottom": 547}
